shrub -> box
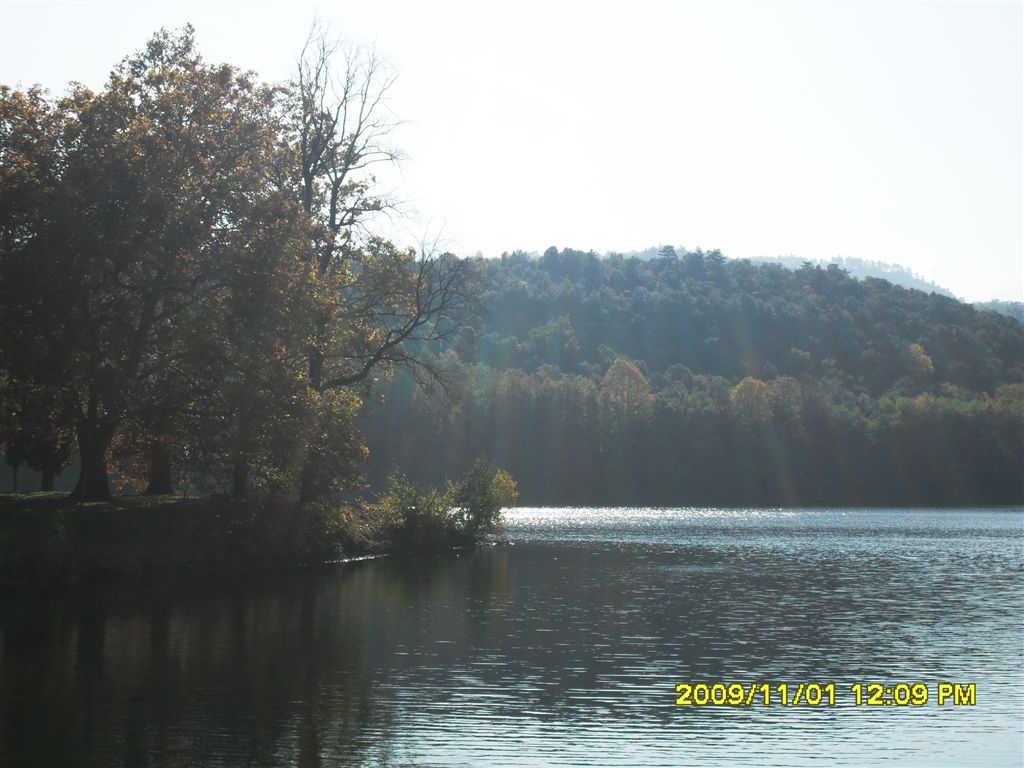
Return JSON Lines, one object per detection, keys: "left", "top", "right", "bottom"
{"left": 372, "top": 463, "right": 517, "bottom": 552}
{"left": 450, "top": 461, "right": 518, "bottom": 539}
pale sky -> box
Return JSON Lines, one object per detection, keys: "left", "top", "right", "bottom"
{"left": 2, "top": 0, "right": 1021, "bottom": 301}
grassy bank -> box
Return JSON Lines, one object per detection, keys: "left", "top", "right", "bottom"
{"left": 0, "top": 466, "right": 517, "bottom": 586}
{"left": 0, "top": 494, "right": 378, "bottom": 586}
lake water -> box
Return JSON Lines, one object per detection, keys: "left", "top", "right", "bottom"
{"left": 1, "top": 507, "right": 1022, "bottom": 767}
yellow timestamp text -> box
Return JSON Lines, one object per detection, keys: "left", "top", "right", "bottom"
{"left": 674, "top": 682, "right": 977, "bottom": 707}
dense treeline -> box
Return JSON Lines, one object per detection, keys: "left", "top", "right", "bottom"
{"left": 360, "top": 248, "right": 1024, "bottom": 506}
{"left": 0, "top": 26, "right": 481, "bottom": 510}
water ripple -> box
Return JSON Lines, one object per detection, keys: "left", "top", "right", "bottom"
{"left": 1, "top": 507, "right": 1021, "bottom": 767}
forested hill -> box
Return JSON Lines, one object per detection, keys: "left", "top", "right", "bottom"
{"left": 359, "top": 247, "right": 1024, "bottom": 507}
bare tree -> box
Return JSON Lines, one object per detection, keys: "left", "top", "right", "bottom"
{"left": 288, "top": 24, "right": 479, "bottom": 499}
{"left": 293, "top": 23, "right": 400, "bottom": 270}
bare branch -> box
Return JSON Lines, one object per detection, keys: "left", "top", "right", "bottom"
{"left": 291, "top": 21, "right": 401, "bottom": 263}
{"left": 319, "top": 245, "right": 480, "bottom": 392}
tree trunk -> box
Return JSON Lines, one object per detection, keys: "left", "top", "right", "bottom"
{"left": 298, "top": 346, "right": 325, "bottom": 503}
{"left": 73, "top": 444, "right": 112, "bottom": 501}
{"left": 11, "top": 463, "right": 18, "bottom": 493}
{"left": 40, "top": 468, "right": 54, "bottom": 492}
{"left": 231, "top": 456, "right": 249, "bottom": 501}
{"left": 72, "top": 422, "right": 113, "bottom": 501}
{"left": 299, "top": 462, "right": 316, "bottom": 503}
{"left": 144, "top": 441, "right": 174, "bottom": 495}
{"left": 309, "top": 348, "right": 324, "bottom": 391}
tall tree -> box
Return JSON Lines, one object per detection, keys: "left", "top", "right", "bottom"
{"left": 0, "top": 27, "right": 294, "bottom": 500}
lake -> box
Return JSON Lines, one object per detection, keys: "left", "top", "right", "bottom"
{"left": 1, "top": 507, "right": 1022, "bottom": 766}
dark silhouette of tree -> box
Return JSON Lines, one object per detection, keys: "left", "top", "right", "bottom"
{"left": 0, "top": 28, "right": 297, "bottom": 499}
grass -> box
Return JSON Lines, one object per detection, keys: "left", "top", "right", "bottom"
{"left": 0, "top": 493, "right": 373, "bottom": 586}
{"left": 0, "top": 465, "right": 515, "bottom": 586}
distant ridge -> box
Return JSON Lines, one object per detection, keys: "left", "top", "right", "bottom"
{"left": 742, "top": 255, "right": 956, "bottom": 297}
{"left": 544, "top": 247, "right": 958, "bottom": 297}
{"left": 974, "top": 300, "right": 1024, "bottom": 324}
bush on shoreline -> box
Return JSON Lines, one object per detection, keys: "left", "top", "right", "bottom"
{"left": 369, "top": 463, "right": 518, "bottom": 552}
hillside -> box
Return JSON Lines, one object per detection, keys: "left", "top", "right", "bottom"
{"left": 359, "top": 247, "right": 1024, "bottom": 506}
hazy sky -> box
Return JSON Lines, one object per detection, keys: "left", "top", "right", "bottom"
{"left": 2, "top": 0, "right": 1021, "bottom": 301}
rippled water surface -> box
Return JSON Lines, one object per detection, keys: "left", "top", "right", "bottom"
{"left": 2, "top": 508, "right": 1022, "bottom": 766}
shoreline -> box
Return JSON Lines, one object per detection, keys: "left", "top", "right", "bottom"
{"left": 0, "top": 494, "right": 385, "bottom": 587}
